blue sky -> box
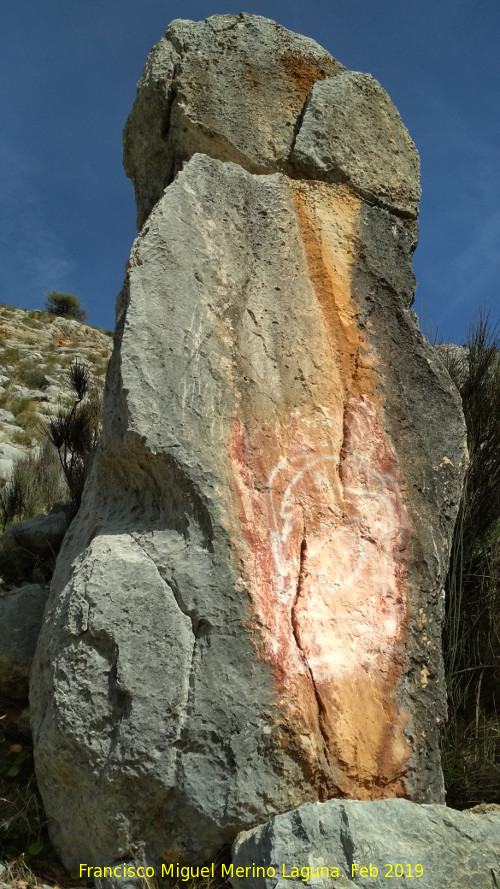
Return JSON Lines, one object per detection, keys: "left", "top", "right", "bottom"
{"left": 1, "top": 0, "right": 499, "bottom": 343}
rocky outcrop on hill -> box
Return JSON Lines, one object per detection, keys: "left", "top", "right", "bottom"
{"left": 0, "top": 305, "right": 111, "bottom": 481}
{"left": 232, "top": 798, "right": 500, "bottom": 889}
{"left": 31, "top": 14, "right": 466, "bottom": 869}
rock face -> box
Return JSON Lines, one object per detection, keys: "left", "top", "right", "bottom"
{"left": 1, "top": 508, "right": 70, "bottom": 561}
{"left": 232, "top": 798, "right": 500, "bottom": 889}
{"left": 291, "top": 72, "right": 420, "bottom": 216}
{"left": 31, "top": 14, "right": 466, "bottom": 869}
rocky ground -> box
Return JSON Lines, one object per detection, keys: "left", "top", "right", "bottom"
{"left": 0, "top": 305, "right": 111, "bottom": 483}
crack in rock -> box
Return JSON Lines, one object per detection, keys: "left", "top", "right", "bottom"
{"left": 290, "top": 524, "right": 331, "bottom": 772}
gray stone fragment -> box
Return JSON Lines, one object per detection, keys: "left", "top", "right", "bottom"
{"left": 232, "top": 799, "right": 500, "bottom": 889}
{"left": 0, "top": 582, "right": 49, "bottom": 699}
{"left": 0, "top": 408, "right": 16, "bottom": 424}
{"left": 292, "top": 72, "right": 420, "bottom": 217}
{"left": 9, "top": 384, "right": 47, "bottom": 400}
{"left": 0, "top": 441, "right": 26, "bottom": 481}
{"left": 1, "top": 510, "right": 69, "bottom": 559}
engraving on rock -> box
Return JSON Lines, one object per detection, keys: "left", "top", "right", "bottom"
{"left": 231, "top": 390, "right": 411, "bottom": 795}
{"left": 231, "top": 396, "right": 409, "bottom": 677}
{"left": 266, "top": 396, "right": 408, "bottom": 682}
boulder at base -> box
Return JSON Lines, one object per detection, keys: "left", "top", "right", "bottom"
{"left": 31, "top": 13, "right": 466, "bottom": 868}
{"left": 231, "top": 798, "right": 500, "bottom": 889}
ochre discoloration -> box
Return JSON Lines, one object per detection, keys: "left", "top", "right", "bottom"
{"left": 230, "top": 182, "right": 412, "bottom": 799}
{"left": 289, "top": 182, "right": 380, "bottom": 404}
{"left": 280, "top": 50, "right": 339, "bottom": 106}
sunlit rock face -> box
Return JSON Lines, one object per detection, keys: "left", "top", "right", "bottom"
{"left": 31, "top": 13, "right": 466, "bottom": 868}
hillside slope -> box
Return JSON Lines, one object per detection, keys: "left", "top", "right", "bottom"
{"left": 0, "top": 305, "right": 111, "bottom": 482}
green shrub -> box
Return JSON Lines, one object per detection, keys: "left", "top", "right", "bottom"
{"left": 0, "top": 527, "right": 58, "bottom": 588}
{"left": 0, "top": 721, "right": 59, "bottom": 877}
{"left": 11, "top": 429, "right": 38, "bottom": 448}
{"left": 46, "top": 359, "right": 102, "bottom": 514}
{"left": 44, "top": 291, "right": 88, "bottom": 322}
{"left": 0, "top": 346, "right": 22, "bottom": 368}
{"left": 0, "top": 390, "right": 43, "bottom": 444}
{"left": 441, "top": 314, "right": 500, "bottom": 807}
{"left": 15, "top": 361, "right": 48, "bottom": 391}
{"left": 0, "top": 441, "right": 67, "bottom": 587}
{"left": 0, "top": 393, "right": 32, "bottom": 417}
{"left": 86, "top": 351, "right": 109, "bottom": 377}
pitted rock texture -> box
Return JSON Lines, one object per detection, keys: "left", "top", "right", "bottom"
{"left": 291, "top": 72, "right": 421, "bottom": 216}
{"left": 123, "top": 13, "right": 344, "bottom": 228}
{"left": 32, "top": 14, "right": 466, "bottom": 869}
{"left": 232, "top": 798, "right": 500, "bottom": 889}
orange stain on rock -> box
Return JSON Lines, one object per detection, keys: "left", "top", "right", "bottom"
{"left": 280, "top": 50, "right": 338, "bottom": 106}
{"left": 230, "top": 182, "right": 412, "bottom": 799}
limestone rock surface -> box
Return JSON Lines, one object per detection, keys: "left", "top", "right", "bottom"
{"left": 232, "top": 799, "right": 500, "bottom": 889}
{"left": 31, "top": 14, "right": 466, "bottom": 870}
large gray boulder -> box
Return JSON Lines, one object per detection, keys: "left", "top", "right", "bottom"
{"left": 31, "top": 14, "right": 466, "bottom": 870}
{"left": 232, "top": 799, "right": 500, "bottom": 889}
{"left": 1, "top": 508, "right": 69, "bottom": 560}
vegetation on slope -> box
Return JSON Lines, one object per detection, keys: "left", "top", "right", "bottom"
{"left": 441, "top": 315, "right": 500, "bottom": 807}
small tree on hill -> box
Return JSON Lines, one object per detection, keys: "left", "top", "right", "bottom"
{"left": 44, "top": 291, "right": 88, "bottom": 322}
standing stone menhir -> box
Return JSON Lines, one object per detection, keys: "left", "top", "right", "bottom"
{"left": 31, "top": 13, "right": 466, "bottom": 868}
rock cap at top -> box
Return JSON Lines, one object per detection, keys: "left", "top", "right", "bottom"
{"left": 123, "top": 13, "right": 419, "bottom": 228}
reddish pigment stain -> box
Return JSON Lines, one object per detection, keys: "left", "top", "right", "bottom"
{"left": 230, "top": 395, "right": 411, "bottom": 797}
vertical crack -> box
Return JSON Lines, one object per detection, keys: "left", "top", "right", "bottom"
{"left": 288, "top": 92, "right": 310, "bottom": 160}
{"left": 290, "top": 526, "right": 331, "bottom": 765}
{"left": 339, "top": 804, "right": 355, "bottom": 877}
{"left": 131, "top": 533, "right": 212, "bottom": 637}
{"left": 128, "top": 534, "right": 204, "bottom": 784}
{"left": 106, "top": 641, "right": 132, "bottom": 761}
